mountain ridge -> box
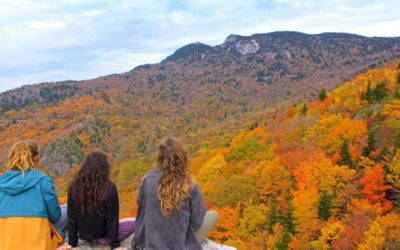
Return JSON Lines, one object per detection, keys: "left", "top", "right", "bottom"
{"left": 2, "top": 31, "right": 400, "bottom": 96}
{"left": 1, "top": 30, "right": 400, "bottom": 174}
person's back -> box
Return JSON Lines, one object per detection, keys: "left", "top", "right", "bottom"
{"left": 133, "top": 137, "right": 207, "bottom": 250}
{"left": 134, "top": 169, "right": 206, "bottom": 250}
{"left": 68, "top": 181, "right": 120, "bottom": 247}
{"left": 67, "top": 151, "right": 123, "bottom": 250}
{"left": 0, "top": 141, "right": 61, "bottom": 250}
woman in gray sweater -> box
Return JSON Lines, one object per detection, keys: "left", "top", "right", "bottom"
{"left": 132, "top": 137, "right": 217, "bottom": 250}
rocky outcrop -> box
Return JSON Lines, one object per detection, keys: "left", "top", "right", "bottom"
{"left": 73, "top": 234, "right": 236, "bottom": 250}
{"left": 234, "top": 39, "right": 260, "bottom": 54}
{"left": 40, "top": 138, "right": 84, "bottom": 175}
{"left": 201, "top": 239, "right": 237, "bottom": 250}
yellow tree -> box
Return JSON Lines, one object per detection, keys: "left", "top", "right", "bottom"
{"left": 293, "top": 153, "right": 356, "bottom": 203}
{"left": 304, "top": 115, "right": 367, "bottom": 154}
{"left": 312, "top": 221, "right": 344, "bottom": 250}
{"left": 387, "top": 150, "right": 400, "bottom": 187}
{"left": 196, "top": 153, "right": 227, "bottom": 184}
{"left": 251, "top": 159, "right": 292, "bottom": 203}
{"left": 236, "top": 203, "right": 270, "bottom": 248}
{"left": 357, "top": 219, "right": 385, "bottom": 250}
{"left": 383, "top": 99, "right": 400, "bottom": 119}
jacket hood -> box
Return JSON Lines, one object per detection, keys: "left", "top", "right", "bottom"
{"left": 0, "top": 170, "right": 45, "bottom": 196}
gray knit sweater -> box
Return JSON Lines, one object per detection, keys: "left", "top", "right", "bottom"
{"left": 132, "top": 169, "right": 207, "bottom": 250}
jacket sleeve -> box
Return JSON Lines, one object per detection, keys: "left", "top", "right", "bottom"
{"left": 67, "top": 194, "right": 78, "bottom": 247}
{"left": 132, "top": 178, "right": 146, "bottom": 249}
{"left": 189, "top": 184, "right": 207, "bottom": 232}
{"left": 106, "top": 183, "right": 121, "bottom": 249}
{"left": 41, "top": 176, "right": 61, "bottom": 223}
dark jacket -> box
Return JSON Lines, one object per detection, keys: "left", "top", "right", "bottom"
{"left": 133, "top": 169, "right": 207, "bottom": 250}
{"left": 68, "top": 181, "right": 120, "bottom": 249}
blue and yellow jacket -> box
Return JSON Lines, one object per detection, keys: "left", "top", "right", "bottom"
{"left": 0, "top": 170, "right": 62, "bottom": 250}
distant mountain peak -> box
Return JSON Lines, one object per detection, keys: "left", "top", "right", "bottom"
{"left": 165, "top": 42, "right": 213, "bottom": 62}
{"left": 2, "top": 30, "right": 400, "bottom": 113}
{"left": 224, "top": 34, "right": 239, "bottom": 44}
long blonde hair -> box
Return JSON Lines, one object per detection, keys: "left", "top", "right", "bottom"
{"left": 7, "top": 140, "right": 39, "bottom": 171}
{"left": 157, "top": 137, "right": 195, "bottom": 217}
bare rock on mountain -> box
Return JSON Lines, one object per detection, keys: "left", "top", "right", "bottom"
{"left": 74, "top": 234, "right": 236, "bottom": 250}
{"left": 235, "top": 39, "right": 260, "bottom": 54}
{"left": 40, "top": 138, "right": 84, "bottom": 175}
{"left": 201, "top": 239, "right": 237, "bottom": 250}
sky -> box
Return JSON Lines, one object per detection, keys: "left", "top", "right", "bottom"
{"left": 1, "top": 0, "right": 400, "bottom": 93}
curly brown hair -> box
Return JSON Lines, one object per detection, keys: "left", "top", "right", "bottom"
{"left": 157, "top": 137, "right": 195, "bottom": 217}
{"left": 68, "top": 152, "right": 111, "bottom": 214}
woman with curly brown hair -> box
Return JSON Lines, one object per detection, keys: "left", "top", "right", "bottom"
{"left": 132, "top": 137, "right": 218, "bottom": 250}
{"left": 67, "top": 152, "right": 133, "bottom": 250}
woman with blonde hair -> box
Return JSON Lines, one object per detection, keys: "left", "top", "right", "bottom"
{"left": 132, "top": 137, "right": 218, "bottom": 250}
{"left": 0, "top": 140, "right": 69, "bottom": 250}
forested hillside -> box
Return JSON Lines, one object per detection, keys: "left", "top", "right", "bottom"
{"left": 1, "top": 32, "right": 400, "bottom": 175}
{"left": 184, "top": 62, "right": 400, "bottom": 249}
{"left": 54, "top": 61, "right": 400, "bottom": 249}
{"left": 1, "top": 32, "right": 400, "bottom": 249}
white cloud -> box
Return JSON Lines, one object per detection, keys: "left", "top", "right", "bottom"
{"left": 0, "top": 0, "right": 400, "bottom": 92}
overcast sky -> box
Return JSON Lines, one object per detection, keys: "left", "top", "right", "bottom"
{"left": 1, "top": 0, "right": 400, "bottom": 92}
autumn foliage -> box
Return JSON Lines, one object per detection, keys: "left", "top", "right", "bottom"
{"left": 1, "top": 60, "right": 400, "bottom": 249}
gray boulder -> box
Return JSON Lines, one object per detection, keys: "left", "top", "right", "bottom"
{"left": 72, "top": 234, "right": 236, "bottom": 250}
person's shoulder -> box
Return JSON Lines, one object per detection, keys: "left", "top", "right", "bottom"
{"left": 108, "top": 181, "right": 118, "bottom": 193}
{"left": 104, "top": 181, "right": 119, "bottom": 201}
{"left": 28, "top": 170, "right": 55, "bottom": 191}
{"left": 141, "top": 168, "right": 160, "bottom": 181}
{"left": 190, "top": 180, "right": 202, "bottom": 195}
{"left": 31, "top": 170, "right": 52, "bottom": 183}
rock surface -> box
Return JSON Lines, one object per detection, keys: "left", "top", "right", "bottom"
{"left": 73, "top": 234, "right": 236, "bottom": 250}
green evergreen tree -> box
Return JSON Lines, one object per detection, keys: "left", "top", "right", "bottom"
{"left": 318, "top": 89, "right": 327, "bottom": 101}
{"left": 285, "top": 204, "right": 297, "bottom": 235}
{"left": 137, "top": 140, "right": 147, "bottom": 155}
{"left": 377, "top": 146, "right": 389, "bottom": 162}
{"left": 70, "top": 131, "right": 84, "bottom": 148}
{"left": 372, "top": 81, "right": 388, "bottom": 102}
{"left": 363, "top": 131, "right": 376, "bottom": 156}
{"left": 395, "top": 87, "right": 400, "bottom": 99}
{"left": 394, "top": 131, "right": 400, "bottom": 149}
{"left": 338, "top": 139, "right": 353, "bottom": 168}
{"left": 300, "top": 104, "right": 308, "bottom": 116}
{"left": 396, "top": 72, "right": 400, "bottom": 86}
{"left": 267, "top": 202, "right": 278, "bottom": 234}
{"left": 362, "top": 81, "right": 373, "bottom": 103}
{"left": 275, "top": 228, "right": 291, "bottom": 250}
{"left": 278, "top": 203, "right": 297, "bottom": 235}
{"left": 318, "top": 190, "right": 332, "bottom": 221}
